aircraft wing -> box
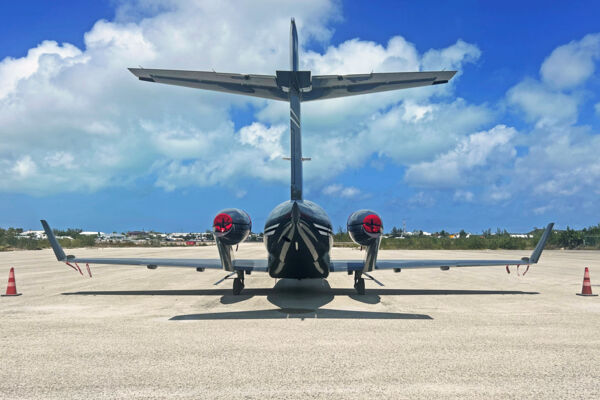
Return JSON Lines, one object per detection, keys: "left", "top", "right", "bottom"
{"left": 330, "top": 223, "right": 554, "bottom": 272}
{"left": 303, "top": 71, "right": 457, "bottom": 101}
{"left": 128, "top": 68, "right": 287, "bottom": 101}
{"left": 40, "top": 220, "right": 268, "bottom": 272}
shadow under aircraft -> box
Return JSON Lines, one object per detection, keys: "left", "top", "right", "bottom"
{"left": 63, "top": 279, "right": 538, "bottom": 320}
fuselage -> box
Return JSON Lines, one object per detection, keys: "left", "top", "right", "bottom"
{"left": 264, "top": 200, "right": 333, "bottom": 279}
{"left": 261, "top": 20, "right": 333, "bottom": 279}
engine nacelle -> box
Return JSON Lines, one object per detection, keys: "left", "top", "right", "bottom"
{"left": 347, "top": 209, "right": 383, "bottom": 246}
{"left": 213, "top": 208, "right": 251, "bottom": 246}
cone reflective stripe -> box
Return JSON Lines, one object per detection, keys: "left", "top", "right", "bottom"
{"left": 577, "top": 267, "right": 598, "bottom": 297}
{"left": 2, "top": 267, "right": 22, "bottom": 297}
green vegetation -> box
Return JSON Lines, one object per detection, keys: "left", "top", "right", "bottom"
{"left": 333, "top": 224, "right": 600, "bottom": 250}
{"left": 380, "top": 232, "right": 535, "bottom": 250}
{"left": 0, "top": 227, "right": 98, "bottom": 251}
{"left": 1, "top": 223, "right": 599, "bottom": 251}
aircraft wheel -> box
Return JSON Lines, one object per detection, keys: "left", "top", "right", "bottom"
{"left": 233, "top": 277, "right": 244, "bottom": 295}
{"left": 354, "top": 277, "right": 365, "bottom": 295}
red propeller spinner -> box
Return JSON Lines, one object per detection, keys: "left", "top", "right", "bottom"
{"left": 362, "top": 214, "right": 382, "bottom": 234}
{"left": 213, "top": 213, "right": 233, "bottom": 233}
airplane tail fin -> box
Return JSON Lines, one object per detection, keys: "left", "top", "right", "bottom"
{"left": 290, "top": 18, "right": 298, "bottom": 71}
{"left": 41, "top": 220, "right": 67, "bottom": 261}
{"left": 288, "top": 18, "right": 303, "bottom": 200}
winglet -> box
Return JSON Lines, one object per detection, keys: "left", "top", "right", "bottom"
{"left": 529, "top": 223, "right": 554, "bottom": 263}
{"left": 40, "top": 220, "right": 67, "bottom": 261}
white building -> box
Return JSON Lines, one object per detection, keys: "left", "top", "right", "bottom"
{"left": 80, "top": 231, "right": 105, "bottom": 236}
{"left": 18, "top": 230, "right": 46, "bottom": 239}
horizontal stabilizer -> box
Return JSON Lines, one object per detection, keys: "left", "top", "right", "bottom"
{"left": 129, "top": 68, "right": 456, "bottom": 102}
{"left": 303, "top": 71, "right": 456, "bottom": 101}
{"left": 128, "top": 68, "right": 287, "bottom": 101}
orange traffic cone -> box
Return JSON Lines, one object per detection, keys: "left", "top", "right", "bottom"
{"left": 2, "top": 267, "right": 21, "bottom": 297}
{"left": 576, "top": 267, "right": 598, "bottom": 297}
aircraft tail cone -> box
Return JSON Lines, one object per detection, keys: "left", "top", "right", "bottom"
{"left": 576, "top": 267, "right": 598, "bottom": 296}
{"left": 2, "top": 268, "right": 22, "bottom": 297}
{"left": 291, "top": 201, "right": 300, "bottom": 224}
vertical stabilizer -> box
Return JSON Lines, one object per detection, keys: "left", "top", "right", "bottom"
{"left": 289, "top": 18, "right": 303, "bottom": 200}
{"left": 290, "top": 18, "right": 299, "bottom": 72}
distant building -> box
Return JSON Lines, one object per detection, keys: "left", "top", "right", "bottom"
{"left": 126, "top": 231, "right": 147, "bottom": 239}
{"left": 18, "top": 230, "right": 46, "bottom": 239}
{"left": 98, "top": 233, "right": 126, "bottom": 242}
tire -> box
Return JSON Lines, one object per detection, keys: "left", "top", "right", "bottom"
{"left": 233, "top": 277, "right": 244, "bottom": 295}
{"left": 355, "top": 278, "right": 365, "bottom": 295}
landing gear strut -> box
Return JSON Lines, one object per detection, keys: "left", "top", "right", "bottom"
{"left": 232, "top": 271, "right": 245, "bottom": 295}
{"left": 354, "top": 271, "right": 365, "bottom": 295}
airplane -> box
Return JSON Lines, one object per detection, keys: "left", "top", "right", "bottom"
{"left": 41, "top": 19, "right": 554, "bottom": 295}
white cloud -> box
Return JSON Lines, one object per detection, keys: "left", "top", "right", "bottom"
{"left": 0, "top": 0, "right": 338, "bottom": 195}
{"left": 540, "top": 33, "right": 600, "bottom": 90}
{"left": 507, "top": 34, "right": 600, "bottom": 129}
{"left": 239, "top": 122, "right": 286, "bottom": 160}
{"left": 0, "top": 41, "right": 84, "bottom": 100}
{"left": 1, "top": 1, "right": 598, "bottom": 225}
{"left": 421, "top": 39, "right": 481, "bottom": 71}
{"left": 506, "top": 79, "right": 580, "bottom": 127}
{"left": 402, "top": 101, "right": 433, "bottom": 122}
{"left": 304, "top": 36, "right": 419, "bottom": 75}
{"left": 12, "top": 156, "right": 38, "bottom": 178}
{"left": 533, "top": 205, "right": 552, "bottom": 215}
{"left": 486, "top": 185, "right": 511, "bottom": 203}
{"left": 407, "top": 191, "right": 435, "bottom": 207}
{"left": 0, "top": 1, "right": 484, "bottom": 196}
{"left": 513, "top": 126, "right": 600, "bottom": 198}
{"left": 322, "top": 184, "right": 361, "bottom": 198}
{"left": 44, "top": 152, "right": 75, "bottom": 169}
{"left": 489, "top": 33, "right": 600, "bottom": 212}
{"left": 470, "top": 124, "right": 600, "bottom": 213}
{"left": 404, "top": 125, "right": 517, "bottom": 188}
{"left": 453, "top": 190, "right": 474, "bottom": 202}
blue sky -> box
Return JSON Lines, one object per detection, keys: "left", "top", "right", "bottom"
{"left": 0, "top": 0, "right": 599, "bottom": 233}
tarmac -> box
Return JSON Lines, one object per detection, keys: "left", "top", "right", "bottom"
{"left": 0, "top": 244, "right": 599, "bottom": 399}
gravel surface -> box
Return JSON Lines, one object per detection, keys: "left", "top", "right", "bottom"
{"left": 1, "top": 245, "right": 599, "bottom": 399}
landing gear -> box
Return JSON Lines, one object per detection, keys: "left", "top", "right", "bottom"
{"left": 354, "top": 271, "right": 366, "bottom": 295}
{"left": 232, "top": 271, "right": 245, "bottom": 295}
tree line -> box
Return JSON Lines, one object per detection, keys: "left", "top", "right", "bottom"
{"left": 0, "top": 228, "right": 97, "bottom": 251}
{"left": 1, "top": 223, "right": 599, "bottom": 251}
{"left": 333, "top": 224, "right": 600, "bottom": 250}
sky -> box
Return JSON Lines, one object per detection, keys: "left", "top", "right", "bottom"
{"left": 0, "top": 0, "right": 599, "bottom": 233}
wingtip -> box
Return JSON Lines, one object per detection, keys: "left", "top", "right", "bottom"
{"left": 128, "top": 67, "right": 147, "bottom": 76}
{"left": 529, "top": 222, "right": 554, "bottom": 263}
{"left": 443, "top": 70, "right": 458, "bottom": 80}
